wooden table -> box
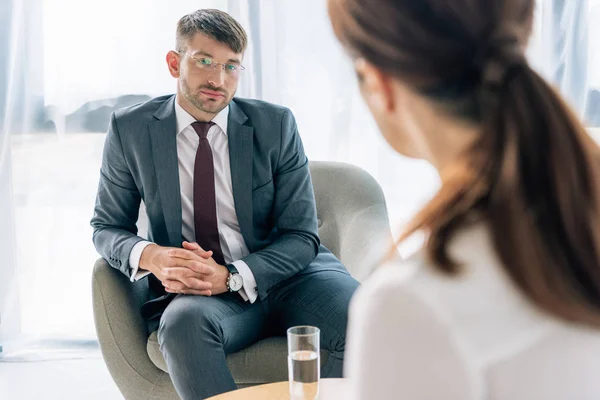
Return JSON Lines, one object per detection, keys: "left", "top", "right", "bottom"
{"left": 207, "top": 378, "right": 349, "bottom": 400}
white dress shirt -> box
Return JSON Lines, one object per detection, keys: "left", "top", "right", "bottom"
{"left": 129, "top": 99, "right": 258, "bottom": 303}
{"left": 346, "top": 223, "right": 600, "bottom": 399}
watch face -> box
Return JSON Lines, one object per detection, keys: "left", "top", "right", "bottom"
{"left": 229, "top": 274, "right": 244, "bottom": 292}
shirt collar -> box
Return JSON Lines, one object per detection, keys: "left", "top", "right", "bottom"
{"left": 174, "top": 96, "right": 229, "bottom": 136}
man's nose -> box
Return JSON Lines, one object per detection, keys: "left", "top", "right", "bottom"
{"left": 207, "top": 67, "right": 225, "bottom": 87}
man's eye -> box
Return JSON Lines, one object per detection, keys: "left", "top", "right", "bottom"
{"left": 200, "top": 58, "right": 212, "bottom": 65}
{"left": 226, "top": 64, "right": 237, "bottom": 71}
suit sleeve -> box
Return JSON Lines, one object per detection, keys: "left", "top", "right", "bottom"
{"left": 239, "top": 109, "right": 320, "bottom": 300}
{"left": 90, "top": 112, "right": 146, "bottom": 278}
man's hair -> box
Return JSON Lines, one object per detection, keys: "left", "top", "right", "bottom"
{"left": 176, "top": 9, "right": 247, "bottom": 54}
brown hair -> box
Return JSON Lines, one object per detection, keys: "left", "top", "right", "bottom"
{"left": 176, "top": 9, "right": 247, "bottom": 54}
{"left": 329, "top": 0, "right": 600, "bottom": 326}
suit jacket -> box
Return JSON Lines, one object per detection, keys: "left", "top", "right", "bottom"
{"left": 91, "top": 94, "right": 347, "bottom": 319}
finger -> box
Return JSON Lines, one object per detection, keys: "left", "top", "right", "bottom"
{"left": 168, "top": 288, "right": 212, "bottom": 296}
{"left": 182, "top": 241, "right": 199, "bottom": 250}
{"left": 163, "top": 279, "right": 187, "bottom": 291}
{"left": 167, "top": 248, "right": 204, "bottom": 261}
{"left": 163, "top": 278, "right": 212, "bottom": 292}
{"left": 182, "top": 242, "right": 213, "bottom": 258}
{"left": 163, "top": 263, "right": 214, "bottom": 281}
{"left": 192, "top": 249, "right": 214, "bottom": 258}
{"left": 162, "top": 267, "right": 195, "bottom": 281}
{"left": 165, "top": 261, "right": 215, "bottom": 275}
{"left": 163, "top": 275, "right": 213, "bottom": 291}
{"left": 184, "top": 261, "right": 216, "bottom": 275}
{"left": 164, "top": 286, "right": 212, "bottom": 296}
{"left": 183, "top": 277, "right": 213, "bottom": 291}
{"left": 163, "top": 266, "right": 214, "bottom": 283}
{"left": 184, "top": 289, "right": 212, "bottom": 296}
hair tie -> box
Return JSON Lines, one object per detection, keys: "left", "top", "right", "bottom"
{"left": 475, "top": 35, "right": 527, "bottom": 90}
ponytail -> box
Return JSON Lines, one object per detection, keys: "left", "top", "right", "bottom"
{"left": 329, "top": 0, "right": 600, "bottom": 326}
{"left": 400, "top": 59, "right": 600, "bottom": 326}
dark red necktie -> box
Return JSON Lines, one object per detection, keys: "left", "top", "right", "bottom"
{"left": 191, "top": 121, "right": 225, "bottom": 265}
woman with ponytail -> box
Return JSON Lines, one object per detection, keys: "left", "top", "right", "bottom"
{"left": 328, "top": 1, "right": 600, "bottom": 399}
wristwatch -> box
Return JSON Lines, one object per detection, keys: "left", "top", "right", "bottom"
{"left": 226, "top": 264, "right": 244, "bottom": 292}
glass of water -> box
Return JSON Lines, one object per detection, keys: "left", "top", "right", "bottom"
{"left": 287, "top": 326, "right": 320, "bottom": 400}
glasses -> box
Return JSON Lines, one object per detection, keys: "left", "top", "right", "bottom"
{"left": 181, "top": 52, "right": 245, "bottom": 77}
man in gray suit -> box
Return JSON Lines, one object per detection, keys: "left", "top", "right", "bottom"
{"left": 91, "top": 9, "right": 359, "bottom": 400}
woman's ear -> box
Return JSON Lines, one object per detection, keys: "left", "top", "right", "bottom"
{"left": 354, "top": 58, "right": 396, "bottom": 113}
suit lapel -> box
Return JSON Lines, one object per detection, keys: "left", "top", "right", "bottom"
{"left": 228, "top": 100, "right": 255, "bottom": 251}
{"left": 149, "top": 95, "right": 182, "bottom": 247}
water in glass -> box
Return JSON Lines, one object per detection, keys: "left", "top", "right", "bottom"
{"left": 288, "top": 350, "right": 319, "bottom": 399}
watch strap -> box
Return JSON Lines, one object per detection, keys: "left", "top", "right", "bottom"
{"left": 225, "top": 263, "right": 239, "bottom": 275}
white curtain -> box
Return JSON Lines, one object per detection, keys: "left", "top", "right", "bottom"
{"left": 529, "top": 0, "right": 592, "bottom": 119}
{"left": 0, "top": 0, "right": 231, "bottom": 359}
{"left": 228, "top": 0, "right": 440, "bottom": 234}
{"left": 0, "top": 0, "right": 597, "bottom": 359}
{"left": 232, "top": 0, "right": 600, "bottom": 246}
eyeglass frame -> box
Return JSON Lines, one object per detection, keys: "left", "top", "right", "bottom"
{"left": 178, "top": 51, "right": 246, "bottom": 75}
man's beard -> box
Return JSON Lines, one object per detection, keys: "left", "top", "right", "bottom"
{"left": 181, "top": 77, "right": 232, "bottom": 115}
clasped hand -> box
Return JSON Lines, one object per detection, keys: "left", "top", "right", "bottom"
{"left": 140, "top": 241, "right": 229, "bottom": 296}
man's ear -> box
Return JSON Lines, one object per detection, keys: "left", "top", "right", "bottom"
{"left": 167, "top": 50, "right": 181, "bottom": 78}
{"left": 354, "top": 58, "right": 396, "bottom": 112}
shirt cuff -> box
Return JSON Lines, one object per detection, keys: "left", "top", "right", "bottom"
{"left": 232, "top": 260, "right": 258, "bottom": 303}
{"left": 129, "top": 240, "right": 154, "bottom": 282}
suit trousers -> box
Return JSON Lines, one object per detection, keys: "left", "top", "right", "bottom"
{"left": 157, "top": 269, "right": 359, "bottom": 399}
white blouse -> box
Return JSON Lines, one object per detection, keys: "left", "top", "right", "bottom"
{"left": 345, "top": 224, "right": 600, "bottom": 400}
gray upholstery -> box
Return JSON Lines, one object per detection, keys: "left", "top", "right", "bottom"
{"left": 146, "top": 332, "right": 329, "bottom": 379}
{"left": 92, "top": 161, "right": 393, "bottom": 400}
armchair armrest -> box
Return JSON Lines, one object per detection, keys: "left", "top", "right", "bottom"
{"left": 310, "top": 161, "right": 395, "bottom": 282}
{"left": 92, "top": 258, "right": 173, "bottom": 400}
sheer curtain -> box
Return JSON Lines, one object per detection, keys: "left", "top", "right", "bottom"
{"left": 233, "top": 0, "right": 599, "bottom": 246}
{"left": 529, "top": 0, "right": 593, "bottom": 121}
{"left": 229, "top": 0, "right": 440, "bottom": 238}
{"left": 0, "top": 0, "right": 597, "bottom": 359}
{"left": 0, "top": 0, "right": 230, "bottom": 359}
